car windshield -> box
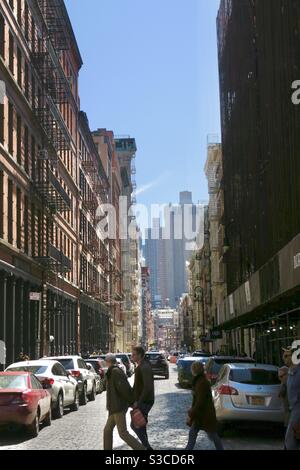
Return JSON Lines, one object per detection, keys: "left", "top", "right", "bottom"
{"left": 145, "top": 354, "right": 163, "bottom": 360}
{"left": 230, "top": 369, "right": 280, "bottom": 385}
{"left": 211, "top": 359, "right": 253, "bottom": 375}
{"left": 8, "top": 365, "right": 48, "bottom": 375}
{"left": 55, "top": 359, "right": 74, "bottom": 370}
{"left": 88, "top": 360, "right": 100, "bottom": 370}
{"left": 116, "top": 354, "right": 129, "bottom": 363}
{"left": 0, "top": 375, "right": 27, "bottom": 389}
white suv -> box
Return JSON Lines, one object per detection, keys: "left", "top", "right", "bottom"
{"left": 46, "top": 356, "right": 96, "bottom": 405}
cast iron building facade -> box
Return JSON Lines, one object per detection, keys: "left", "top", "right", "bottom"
{"left": 0, "top": 0, "right": 83, "bottom": 365}
{"left": 0, "top": 0, "right": 115, "bottom": 365}
{"left": 217, "top": 0, "right": 300, "bottom": 364}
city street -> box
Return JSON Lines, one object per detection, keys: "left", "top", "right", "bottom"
{"left": 0, "top": 366, "right": 284, "bottom": 451}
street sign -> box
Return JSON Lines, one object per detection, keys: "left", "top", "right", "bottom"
{"left": 0, "top": 341, "right": 6, "bottom": 365}
{"left": 30, "top": 292, "right": 41, "bottom": 301}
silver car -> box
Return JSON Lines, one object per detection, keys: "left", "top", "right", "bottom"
{"left": 86, "top": 362, "right": 103, "bottom": 394}
{"left": 6, "top": 360, "right": 80, "bottom": 418}
{"left": 212, "top": 363, "right": 284, "bottom": 427}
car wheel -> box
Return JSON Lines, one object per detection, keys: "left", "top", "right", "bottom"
{"left": 53, "top": 393, "right": 64, "bottom": 419}
{"left": 89, "top": 382, "right": 96, "bottom": 401}
{"left": 165, "top": 373, "right": 169, "bottom": 380}
{"left": 80, "top": 383, "right": 88, "bottom": 406}
{"left": 27, "top": 410, "right": 40, "bottom": 438}
{"left": 44, "top": 408, "right": 52, "bottom": 427}
{"left": 70, "top": 389, "right": 80, "bottom": 412}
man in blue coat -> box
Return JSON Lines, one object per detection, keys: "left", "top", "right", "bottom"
{"left": 283, "top": 346, "right": 300, "bottom": 450}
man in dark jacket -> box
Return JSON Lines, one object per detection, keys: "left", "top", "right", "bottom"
{"left": 131, "top": 347, "right": 154, "bottom": 450}
{"left": 185, "top": 361, "right": 224, "bottom": 450}
{"left": 103, "top": 354, "right": 145, "bottom": 450}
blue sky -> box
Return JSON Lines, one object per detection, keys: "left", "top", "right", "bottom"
{"left": 65, "top": 0, "right": 221, "bottom": 208}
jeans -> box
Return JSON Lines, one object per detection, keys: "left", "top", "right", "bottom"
{"left": 285, "top": 408, "right": 300, "bottom": 451}
{"left": 186, "top": 424, "right": 224, "bottom": 451}
{"left": 131, "top": 403, "right": 153, "bottom": 450}
{"left": 104, "top": 411, "right": 145, "bottom": 450}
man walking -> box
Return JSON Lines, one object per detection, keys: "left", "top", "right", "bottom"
{"left": 283, "top": 346, "right": 300, "bottom": 450}
{"left": 103, "top": 354, "right": 145, "bottom": 450}
{"left": 131, "top": 347, "right": 155, "bottom": 450}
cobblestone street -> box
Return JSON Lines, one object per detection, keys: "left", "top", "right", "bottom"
{"left": 0, "top": 366, "right": 284, "bottom": 451}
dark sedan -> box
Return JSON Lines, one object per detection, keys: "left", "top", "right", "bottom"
{"left": 145, "top": 352, "right": 169, "bottom": 379}
{"left": 177, "top": 357, "right": 209, "bottom": 387}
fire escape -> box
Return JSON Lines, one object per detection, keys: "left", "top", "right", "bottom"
{"left": 29, "top": 0, "right": 73, "bottom": 273}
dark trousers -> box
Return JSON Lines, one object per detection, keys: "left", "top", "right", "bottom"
{"left": 131, "top": 403, "right": 153, "bottom": 450}
{"left": 186, "top": 424, "right": 224, "bottom": 450}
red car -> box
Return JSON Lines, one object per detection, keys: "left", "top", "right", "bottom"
{"left": 0, "top": 371, "right": 51, "bottom": 437}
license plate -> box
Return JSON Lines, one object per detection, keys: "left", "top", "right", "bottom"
{"left": 251, "top": 396, "right": 265, "bottom": 406}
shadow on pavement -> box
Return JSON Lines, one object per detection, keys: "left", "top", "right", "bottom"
{"left": 115, "top": 391, "right": 192, "bottom": 451}
{"left": 0, "top": 426, "right": 40, "bottom": 447}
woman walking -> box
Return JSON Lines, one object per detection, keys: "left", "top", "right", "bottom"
{"left": 185, "top": 361, "right": 224, "bottom": 451}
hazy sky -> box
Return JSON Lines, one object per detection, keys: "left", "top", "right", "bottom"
{"left": 65, "top": 0, "right": 221, "bottom": 209}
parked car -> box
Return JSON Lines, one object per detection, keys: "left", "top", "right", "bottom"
{"left": 0, "top": 371, "right": 51, "bottom": 437}
{"left": 116, "top": 358, "right": 127, "bottom": 375}
{"left": 45, "top": 356, "right": 96, "bottom": 406}
{"left": 177, "top": 356, "right": 210, "bottom": 387}
{"left": 86, "top": 363, "right": 103, "bottom": 394}
{"left": 6, "top": 360, "right": 79, "bottom": 418}
{"left": 145, "top": 352, "right": 169, "bottom": 379}
{"left": 116, "top": 353, "right": 135, "bottom": 377}
{"left": 212, "top": 363, "right": 284, "bottom": 432}
{"left": 192, "top": 351, "right": 211, "bottom": 358}
{"left": 205, "top": 356, "right": 255, "bottom": 385}
{"left": 168, "top": 351, "right": 180, "bottom": 364}
{"left": 87, "top": 358, "right": 106, "bottom": 378}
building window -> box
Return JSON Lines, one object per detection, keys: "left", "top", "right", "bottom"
{"left": 24, "top": 2, "right": 29, "bottom": 40}
{"left": 24, "top": 62, "right": 29, "bottom": 99}
{"left": 37, "top": 210, "right": 42, "bottom": 256}
{"left": 16, "top": 187, "right": 21, "bottom": 249}
{"left": 0, "top": 103, "right": 4, "bottom": 144}
{"left": 8, "top": 102, "right": 14, "bottom": 155}
{"left": 31, "top": 203, "right": 35, "bottom": 257}
{"left": 31, "top": 135, "right": 36, "bottom": 180}
{"left": 17, "top": 47, "right": 22, "bottom": 87}
{"left": 31, "top": 75, "right": 35, "bottom": 109}
{"left": 9, "top": 31, "right": 14, "bottom": 75}
{"left": 0, "top": 170, "right": 3, "bottom": 238}
{"left": 24, "top": 125, "right": 29, "bottom": 173}
{"left": 17, "top": 0, "right": 22, "bottom": 25}
{"left": 7, "top": 179, "right": 13, "bottom": 245}
{"left": 0, "top": 14, "right": 5, "bottom": 59}
{"left": 17, "top": 114, "right": 21, "bottom": 164}
{"left": 31, "top": 19, "right": 36, "bottom": 52}
{"left": 24, "top": 195, "right": 28, "bottom": 253}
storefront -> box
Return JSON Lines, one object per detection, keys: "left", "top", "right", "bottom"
{"left": 218, "top": 233, "right": 300, "bottom": 365}
{"left": 80, "top": 295, "right": 110, "bottom": 355}
{"left": 0, "top": 264, "right": 41, "bottom": 368}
